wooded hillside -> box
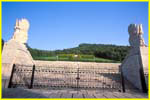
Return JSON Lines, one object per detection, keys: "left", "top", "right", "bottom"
{"left": 27, "top": 43, "right": 130, "bottom": 62}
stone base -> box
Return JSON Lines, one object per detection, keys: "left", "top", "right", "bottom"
{"left": 121, "top": 47, "right": 148, "bottom": 92}
{"left": 2, "top": 39, "right": 34, "bottom": 88}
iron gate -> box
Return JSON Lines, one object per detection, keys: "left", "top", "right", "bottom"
{"left": 9, "top": 64, "right": 123, "bottom": 91}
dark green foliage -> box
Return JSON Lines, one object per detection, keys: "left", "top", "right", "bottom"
{"left": 27, "top": 43, "right": 130, "bottom": 62}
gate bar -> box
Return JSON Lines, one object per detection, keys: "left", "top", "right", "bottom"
{"left": 29, "top": 64, "right": 35, "bottom": 89}
{"left": 76, "top": 67, "right": 80, "bottom": 88}
{"left": 120, "top": 65, "right": 126, "bottom": 92}
{"left": 8, "top": 64, "right": 16, "bottom": 88}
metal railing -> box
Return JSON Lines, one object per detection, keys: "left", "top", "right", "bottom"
{"left": 9, "top": 64, "right": 124, "bottom": 92}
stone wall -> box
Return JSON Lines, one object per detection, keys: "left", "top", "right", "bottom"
{"left": 34, "top": 60, "right": 120, "bottom": 69}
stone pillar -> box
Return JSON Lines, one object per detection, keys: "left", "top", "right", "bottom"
{"left": 121, "top": 24, "right": 148, "bottom": 92}
{"left": 2, "top": 19, "right": 34, "bottom": 88}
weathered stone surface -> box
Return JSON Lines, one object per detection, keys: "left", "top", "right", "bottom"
{"left": 2, "top": 19, "right": 34, "bottom": 88}
{"left": 34, "top": 60, "right": 120, "bottom": 68}
{"left": 121, "top": 24, "right": 148, "bottom": 91}
{"left": 139, "top": 47, "right": 148, "bottom": 87}
{"left": 140, "top": 47, "right": 148, "bottom": 69}
{"left": 128, "top": 24, "right": 146, "bottom": 47}
{"left": 2, "top": 88, "right": 148, "bottom": 98}
{"left": 12, "top": 19, "right": 29, "bottom": 44}
{"left": 121, "top": 49, "right": 142, "bottom": 90}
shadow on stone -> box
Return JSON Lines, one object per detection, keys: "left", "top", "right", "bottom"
{"left": 2, "top": 88, "right": 47, "bottom": 98}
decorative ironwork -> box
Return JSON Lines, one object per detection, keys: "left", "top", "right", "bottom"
{"left": 10, "top": 64, "right": 33, "bottom": 88}
{"left": 10, "top": 64, "right": 123, "bottom": 91}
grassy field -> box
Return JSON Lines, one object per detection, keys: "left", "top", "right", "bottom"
{"left": 33, "top": 56, "right": 120, "bottom": 63}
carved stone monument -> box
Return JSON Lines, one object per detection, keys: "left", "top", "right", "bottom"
{"left": 2, "top": 19, "right": 34, "bottom": 88}
{"left": 128, "top": 24, "right": 146, "bottom": 47}
{"left": 121, "top": 24, "right": 148, "bottom": 92}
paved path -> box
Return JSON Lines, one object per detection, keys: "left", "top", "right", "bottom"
{"left": 2, "top": 88, "right": 148, "bottom": 98}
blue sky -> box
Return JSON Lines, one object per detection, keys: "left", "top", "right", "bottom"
{"left": 2, "top": 2, "right": 148, "bottom": 50}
